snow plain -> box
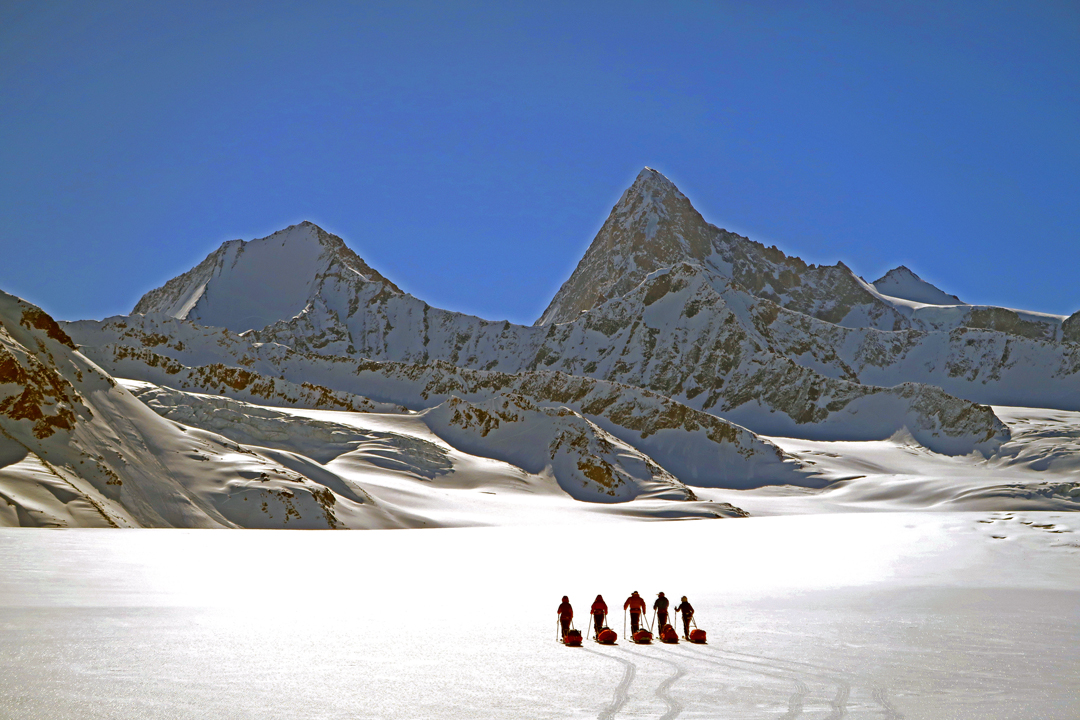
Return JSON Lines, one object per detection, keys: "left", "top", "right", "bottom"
{"left": 1, "top": 510, "right": 1077, "bottom": 719}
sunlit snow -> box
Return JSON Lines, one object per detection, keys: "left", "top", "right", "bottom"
{"left": 1, "top": 512, "right": 1076, "bottom": 719}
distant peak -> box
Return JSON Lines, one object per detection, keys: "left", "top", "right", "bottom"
{"left": 879, "top": 265, "right": 919, "bottom": 280}
{"left": 872, "top": 266, "right": 965, "bottom": 306}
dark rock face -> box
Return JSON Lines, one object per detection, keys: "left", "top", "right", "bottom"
{"left": 1062, "top": 310, "right": 1080, "bottom": 344}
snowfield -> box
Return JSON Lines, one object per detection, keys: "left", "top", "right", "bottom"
{"left": 1, "top": 512, "right": 1076, "bottom": 719}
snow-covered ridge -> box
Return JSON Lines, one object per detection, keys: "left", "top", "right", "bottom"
{"left": 69, "top": 249, "right": 1016, "bottom": 458}
{"left": 65, "top": 313, "right": 817, "bottom": 489}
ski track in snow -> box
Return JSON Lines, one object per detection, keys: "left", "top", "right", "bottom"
{"left": 780, "top": 680, "right": 809, "bottom": 719}
{"left": 652, "top": 656, "right": 685, "bottom": 720}
{"left": 674, "top": 644, "right": 855, "bottom": 719}
{"left": 872, "top": 687, "right": 904, "bottom": 720}
{"left": 590, "top": 644, "right": 685, "bottom": 720}
{"left": 583, "top": 647, "right": 637, "bottom": 720}
{"left": 713, "top": 644, "right": 854, "bottom": 715}
{"left": 680, "top": 643, "right": 905, "bottom": 720}
{"left": 825, "top": 682, "right": 851, "bottom": 720}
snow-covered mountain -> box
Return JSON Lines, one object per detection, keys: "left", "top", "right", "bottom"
{"left": 8, "top": 166, "right": 1080, "bottom": 527}
{"left": 81, "top": 188, "right": 1022, "bottom": 454}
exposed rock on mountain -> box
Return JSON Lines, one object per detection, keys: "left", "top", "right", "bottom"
{"left": 1064, "top": 310, "right": 1080, "bottom": 344}
{"left": 66, "top": 313, "right": 813, "bottom": 489}
{"left": 0, "top": 291, "right": 407, "bottom": 528}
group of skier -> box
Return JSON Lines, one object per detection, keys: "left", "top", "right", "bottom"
{"left": 557, "top": 591, "right": 697, "bottom": 641}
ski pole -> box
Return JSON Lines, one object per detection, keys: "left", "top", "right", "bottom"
{"left": 623, "top": 608, "right": 627, "bottom": 639}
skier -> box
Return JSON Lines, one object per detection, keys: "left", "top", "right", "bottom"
{"left": 590, "top": 594, "right": 608, "bottom": 635}
{"left": 675, "top": 596, "right": 694, "bottom": 639}
{"left": 654, "top": 591, "right": 670, "bottom": 633}
{"left": 557, "top": 596, "right": 574, "bottom": 638}
{"left": 623, "top": 591, "right": 646, "bottom": 633}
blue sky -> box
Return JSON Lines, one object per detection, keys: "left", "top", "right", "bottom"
{"left": 2, "top": 1, "right": 1077, "bottom": 324}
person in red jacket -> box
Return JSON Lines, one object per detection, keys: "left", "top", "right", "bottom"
{"left": 623, "top": 591, "right": 646, "bottom": 633}
{"left": 557, "top": 596, "right": 573, "bottom": 637}
{"left": 590, "top": 594, "right": 608, "bottom": 634}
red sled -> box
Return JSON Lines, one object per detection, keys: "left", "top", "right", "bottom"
{"left": 596, "top": 628, "right": 618, "bottom": 645}
{"left": 660, "top": 624, "right": 679, "bottom": 644}
{"left": 564, "top": 630, "right": 582, "bottom": 647}
{"left": 632, "top": 629, "right": 653, "bottom": 644}
{"left": 689, "top": 628, "right": 707, "bottom": 644}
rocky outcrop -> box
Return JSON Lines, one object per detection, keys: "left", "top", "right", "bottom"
{"left": 0, "top": 291, "right": 406, "bottom": 529}
{"left": 1064, "top": 310, "right": 1080, "bottom": 344}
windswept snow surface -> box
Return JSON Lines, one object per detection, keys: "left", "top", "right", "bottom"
{"left": 1, "top": 513, "right": 1077, "bottom": 719}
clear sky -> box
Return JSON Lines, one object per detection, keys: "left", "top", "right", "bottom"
{"left": 2, "top": 1, "right": 1078, "bottom": 325}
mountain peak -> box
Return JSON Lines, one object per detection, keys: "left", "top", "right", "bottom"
{"left": 629, "top": 166, "right": 682, "bottom": 195}
{"left": 872, "top": 266, "right": 965, "bottom": 306}
{"left": 612, "top": 168, "right": 688, "bottom": 225}
{"left": 537, "top": 169, "right": 714, "bottom": 325}
{"left": 132, "top": 223, "right": 401, "bottom": 332}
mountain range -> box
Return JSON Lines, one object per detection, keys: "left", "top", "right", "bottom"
{"left": 3, "top": 168, "right": 1079, "bottom": 526}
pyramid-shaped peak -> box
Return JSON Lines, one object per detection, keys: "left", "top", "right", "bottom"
{"left": 536, "top": 169, "right": 719, "bottom": 325}
{"left": 872, "top": 266, "right": 965, "bottom": 306}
